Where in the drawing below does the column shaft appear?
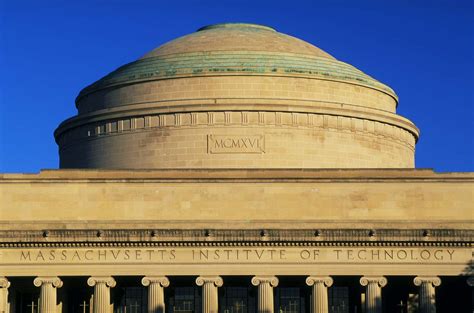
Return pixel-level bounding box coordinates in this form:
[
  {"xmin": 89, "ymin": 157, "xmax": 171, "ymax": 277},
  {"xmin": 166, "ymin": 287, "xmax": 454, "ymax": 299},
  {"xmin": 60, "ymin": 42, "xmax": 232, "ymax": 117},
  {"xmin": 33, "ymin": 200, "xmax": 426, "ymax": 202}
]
[
  {"xmin": 0, "ymin": 277, "xmax": 10, "ymax": 313},
  {"xmin": 142, "ymin": 276, "xmax": 169, "ymax": 313},
  {"xmin": 251, "ymin": 276, "xmax": 278, "ymax": 313},
  {"xmin": 414, "ymin": 277, "xmax": 441, "ymax": 313},
  {"xmin": 306, "ymin": 276, "xmax": 333, "ymax": 313},
  {"xmin": 34, "ymin": 277, "xmax": 62, "ymax": 313},
  {"xmin": 87, "ymin": 277, "xmax": 116, "ymax": 313},
  {"xmin": 95, "ymin": 283, "xmax": 109, "ymax": 313},
  {"xmin": 360, "ymin": 276, "xmax": 387, "ymax": 313},
  {"xmin": 196, "ymin": 276, "xmax": 223, "ymax": 313}
]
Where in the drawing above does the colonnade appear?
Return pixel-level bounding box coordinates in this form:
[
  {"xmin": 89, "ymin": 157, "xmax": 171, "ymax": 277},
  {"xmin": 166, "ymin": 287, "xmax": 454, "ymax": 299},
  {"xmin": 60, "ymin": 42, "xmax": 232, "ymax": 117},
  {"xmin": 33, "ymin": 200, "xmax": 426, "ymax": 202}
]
[{"xmin": 0, "ymin": 275, "xmax": 467, "ymax": 313}]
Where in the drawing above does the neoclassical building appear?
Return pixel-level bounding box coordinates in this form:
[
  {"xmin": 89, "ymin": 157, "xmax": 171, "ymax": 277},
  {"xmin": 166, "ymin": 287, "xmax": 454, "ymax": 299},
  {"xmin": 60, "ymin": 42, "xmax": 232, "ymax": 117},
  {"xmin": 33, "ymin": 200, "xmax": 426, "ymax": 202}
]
[{"xmin": 0, "ymin": 23, "xmax": 472, "ymax": 313}]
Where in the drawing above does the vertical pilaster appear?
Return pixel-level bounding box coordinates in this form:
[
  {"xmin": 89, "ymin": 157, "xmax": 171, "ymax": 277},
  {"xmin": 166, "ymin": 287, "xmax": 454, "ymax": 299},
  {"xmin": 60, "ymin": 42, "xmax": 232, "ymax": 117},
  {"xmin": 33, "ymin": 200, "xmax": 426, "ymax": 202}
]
[
  {"xmin": 87, "ymin": 276, "xmax": 116, "ymax": 313},
  {"xmin": 413, "ymin": 276, "xmax": 441, "ymax": 313},
  {"xmin": 195, "ymin": 276, "xmax": 223, "ymax": 313},
  {"xmin": 0, "ymin": 277, "xmax": 10, "ymax": 313},
  {"xmin": 306, "ymin": 276, "xmax": 333, "ymax": 313},
  {"xmin": 33, "ymin": 277, "xmax": 63, "ymax": 313},
  {"xmin": 251, "ymin": 276, "xmax": 278, "ymax": 313},
  {"xmin": 141, "ymin": 276, "xmax": 170, "ymax": 313},
  {"xmin": 360, "ymin": 276, "xmax": 387, "ymax": 313}
]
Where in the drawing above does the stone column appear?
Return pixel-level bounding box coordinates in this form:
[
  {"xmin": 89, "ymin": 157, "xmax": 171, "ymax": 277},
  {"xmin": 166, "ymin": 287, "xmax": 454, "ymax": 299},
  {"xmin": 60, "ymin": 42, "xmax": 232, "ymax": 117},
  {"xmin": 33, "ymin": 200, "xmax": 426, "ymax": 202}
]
[
  {"xmin": 0, "ymin": 277, "xmax": 10, "ymax": 313},
  {"xmin": 251, "ymin": 276, "xmax": 279, "ymax": 313},
  {"xmin": 468, "ymin": 277, "xmax": 474, "ymax": 313},
  {"xmin": 195, "ymin": 276, "xmax": 223, "ymax": 313},
  {"xmin": 33, "ymin": 277, "xmax": 63, "ymax": 313},
  {"xmin": 306, "ymin": 276, "xmax": 333, "ymax": 313},
  {"xmin": 87, "ymin": 276, "xmax": 116, "ymax": 313},
  {"xmin": 359, "ymin": 276, "xmax": 387, "ymax": 313},
  {"xmin": 141, "ymin": 276, "xmax": 170, "ymax": 313},
  {"xmin": 413, "ymin": 276, "xmax": 441, "ymax": 313}
]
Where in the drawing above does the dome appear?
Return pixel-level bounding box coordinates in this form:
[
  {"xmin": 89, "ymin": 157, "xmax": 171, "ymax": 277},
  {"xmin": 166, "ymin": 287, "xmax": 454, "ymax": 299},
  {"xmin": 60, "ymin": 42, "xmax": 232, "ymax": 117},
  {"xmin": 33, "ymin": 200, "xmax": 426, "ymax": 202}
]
[{"xmin": 55, "ymin": 23, "xmax": 419, "ymax": 169}]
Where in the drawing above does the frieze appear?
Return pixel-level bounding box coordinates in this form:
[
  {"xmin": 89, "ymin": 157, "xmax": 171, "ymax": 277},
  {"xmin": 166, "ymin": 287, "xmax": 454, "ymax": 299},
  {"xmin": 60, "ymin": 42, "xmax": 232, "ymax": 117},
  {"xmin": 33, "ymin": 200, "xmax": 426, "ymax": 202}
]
[
  {"xmin": 56, "ymin": 111, "xmax": 416, "ymax": 151},
  {"xmin": 1, "ymin": 247, "xmax": 468, "ymax": 265}
]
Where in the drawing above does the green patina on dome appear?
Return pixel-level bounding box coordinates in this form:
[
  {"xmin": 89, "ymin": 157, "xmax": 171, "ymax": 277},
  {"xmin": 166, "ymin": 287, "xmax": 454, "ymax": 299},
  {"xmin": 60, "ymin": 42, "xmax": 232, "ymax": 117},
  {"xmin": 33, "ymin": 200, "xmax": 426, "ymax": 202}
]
[{"xmin": 78, "ymin": 51, "xmax": 395, "ymax": 100}]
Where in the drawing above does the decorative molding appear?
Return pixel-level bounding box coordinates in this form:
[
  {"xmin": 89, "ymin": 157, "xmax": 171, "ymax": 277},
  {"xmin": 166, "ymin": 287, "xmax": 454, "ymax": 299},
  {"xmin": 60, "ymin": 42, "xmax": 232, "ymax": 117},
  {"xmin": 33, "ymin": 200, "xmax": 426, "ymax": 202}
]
[
  {"xmin": 251, "ymin": 275, "xmax": 279, "ymax": 287},
  {"xmin": 87, "ymin": 276, "xmax": 116, "ymax": 288},
  {"xmin": 0, "ymin": 277, "xmax": 10, "ymax": 288},
  {"xmin": 196, "ymin": 276, "xmax": 223, "ymax": 287},
  {"xmin": 360, "ymin": 276, "xmax": 387, "ymax": 287},
  {"xmin": 0, "ymin": 228, "xmax": 471, "ymax": 247},
  {"xmin": 57, "ymin": 110, "xmax": 416, "ymax": 151},
  {"xmin": 141, "ymin": 276, "xmax": 170, "ymax": 287},
  {"xmin": 413, "ymin": 276, "xmax": 441, "ymax": 287},
  {"xmin": 33, "ymin": 276, "xmax": 63, "ymax": 288},
  {"xmin": 305, "ymin": 276, "xmax": 333, "ymax": 287}
]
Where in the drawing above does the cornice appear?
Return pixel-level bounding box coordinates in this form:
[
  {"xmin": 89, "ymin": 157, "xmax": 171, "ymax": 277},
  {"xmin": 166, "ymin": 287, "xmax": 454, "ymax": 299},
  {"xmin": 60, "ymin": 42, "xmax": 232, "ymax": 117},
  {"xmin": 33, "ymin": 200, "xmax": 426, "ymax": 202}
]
[{"xmin": 2, "ymin": 168, "xmax": 473, "ymax": 182}]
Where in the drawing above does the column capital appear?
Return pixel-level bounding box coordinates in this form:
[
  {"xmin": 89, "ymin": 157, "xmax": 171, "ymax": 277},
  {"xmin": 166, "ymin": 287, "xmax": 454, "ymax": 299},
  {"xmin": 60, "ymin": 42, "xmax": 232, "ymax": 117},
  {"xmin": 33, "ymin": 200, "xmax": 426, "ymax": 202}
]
[
  {"xmin": 466, "ymin": 276, "xmax": 474, "ymax": 287},
  {"xmin": 413, "ymin": 276, "xmax": 441, "ymax": 287},
  {"xmin": 33, "ymin": 276, "xmax": 63, "ymax": 288},
  {"xmin": 142, "ymin": 276, "xmax": 170, "ymax": 287},
  {"xmin": 251, "ymin": 275, "xmax": 279, "ymax": 287},
  {"xmin": 306, "ymin": 276, "xmax": 333, "ymax": 287},
  {"xmin": 196, "ymin": 276, "xmax": 223, "ymax": 287},
  {"xmin": 87, "ymin": 276, "xmax": 116, "ymax": 288},
  {"xmin": 360, "ymin": 276, "xmax": 387, "ymax": 287},
  {"xmin": 0, "ymin": 277, "xmax": 10, "ymax": 288}
]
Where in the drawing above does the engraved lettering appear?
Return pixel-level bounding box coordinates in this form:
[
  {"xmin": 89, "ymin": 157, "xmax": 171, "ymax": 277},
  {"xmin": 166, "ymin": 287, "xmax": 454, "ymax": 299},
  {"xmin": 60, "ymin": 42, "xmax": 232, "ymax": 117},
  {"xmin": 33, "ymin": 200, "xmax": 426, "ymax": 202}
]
[
  {"xmin": 20, "ymin": 251, "xmax": 31, "ymax": 261},
  {"xmin": 72, "ymin": 251, "xmax": 81, "ymax": 261},
  {"xmin": 208, "ymin": 135, "xmax": 264, "ymax": 154},
  {"xmin": 397, "ymin": 250, "xmax": 407, "ymax": 260},
  {"xmin": 300, "ymin": 249, "xmax": 311, "ymax": 260},
  {"xmin": 135, "ymin": 250, "xmax": 142, "ymax": 260},
  {"xmin": 420, "ymin": 250, "xmax": 431, "ymax": 260},
  {"xmin": 358, "ymin": 249, "xmax": 367, "ymax": 260},
  {"xmin": 48, "ymin": 250, "xmax": 55, "ymax": 261},
  {"xmin": 384, "ymin": 250, "xmax": 393, "ymax": 260},
  {"xmin": 98, "ymin": 250, "xmax": 106, "ymax": 261},
  {"xmin": 85, "ymin": 250, "xmax": 93, "ymax": 261},
  {"xmin": 434, "ymin": 250, "xmax": 443, "ymax": 260},
  {"xmin": 255, "ymin": 250, "xmax": 264, "ymax": 259},
  {"xmin": 111, "ymin": 250, "xmax": 121, "ymax": 260}
]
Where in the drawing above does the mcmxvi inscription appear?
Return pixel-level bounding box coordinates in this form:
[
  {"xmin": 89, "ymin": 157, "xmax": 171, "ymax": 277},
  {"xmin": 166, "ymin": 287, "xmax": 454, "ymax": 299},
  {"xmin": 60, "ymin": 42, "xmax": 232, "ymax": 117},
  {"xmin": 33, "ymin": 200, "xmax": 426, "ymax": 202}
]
[{"xmin": 208, "ymin": 135, "xmax": 265, "ymax": 154}]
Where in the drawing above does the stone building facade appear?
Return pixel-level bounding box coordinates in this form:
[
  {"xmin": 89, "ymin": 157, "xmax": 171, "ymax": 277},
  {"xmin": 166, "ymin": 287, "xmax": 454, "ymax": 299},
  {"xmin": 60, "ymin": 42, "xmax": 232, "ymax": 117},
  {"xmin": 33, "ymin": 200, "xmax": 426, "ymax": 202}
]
[{"xmin": 0, "ymin": 23, "xmax": 472, "ymax": 313}]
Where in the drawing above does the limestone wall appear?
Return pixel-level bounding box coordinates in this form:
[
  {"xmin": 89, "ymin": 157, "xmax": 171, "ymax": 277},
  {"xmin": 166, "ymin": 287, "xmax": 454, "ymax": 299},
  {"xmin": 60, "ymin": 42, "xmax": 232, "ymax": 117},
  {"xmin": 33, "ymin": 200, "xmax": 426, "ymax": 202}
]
[{"xmin": 1, "ymin": 169, "xmax": 472, "ymax": 229}]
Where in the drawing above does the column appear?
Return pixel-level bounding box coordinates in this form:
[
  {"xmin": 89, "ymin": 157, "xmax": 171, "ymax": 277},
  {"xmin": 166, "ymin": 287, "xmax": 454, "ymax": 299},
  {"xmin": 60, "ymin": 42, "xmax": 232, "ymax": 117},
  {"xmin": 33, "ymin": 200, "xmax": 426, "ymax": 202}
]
[
  {"xmin": 413, "ymin": 276, "xmax": 441, "ymax": 313},
  {"xmin": 360, "ymin": 276, "xmax": 387, "ymax": 313},
  {"xmin": 141, "ymin": 276, "xmax": 169, "ymax": 313},
  {"xmin": 195, "ymin": 276, "xmax": 223, "ymax": 313},
  {"xmin": 251, "ymin": 276, "xmax": 278, "ymax": 313},
  {"xmin": 33, "ymin": 277, "xmax": 63, "ymax": 313},
  {"xmin": 87, "ymin": 276, "xmax": 116, "ymax": 313},
  {"xmin": 306, "ymin": 276, "xmax": 333, "ymax": 313},
  {"xmin": 0, "ymin": 277, "xmax": 10, "ymax": 313},
  {"xmin": 467, "ymin": 277, "xmax": 474, "ymax": 313}
]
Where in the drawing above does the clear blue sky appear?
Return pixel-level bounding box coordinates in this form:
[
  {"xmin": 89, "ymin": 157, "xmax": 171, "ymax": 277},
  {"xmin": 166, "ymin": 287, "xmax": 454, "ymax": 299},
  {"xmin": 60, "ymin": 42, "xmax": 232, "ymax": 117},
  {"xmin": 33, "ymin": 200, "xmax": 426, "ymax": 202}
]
[{"xmin": 0, "ymin": 0, "xmax": 473, "ymax": 173}]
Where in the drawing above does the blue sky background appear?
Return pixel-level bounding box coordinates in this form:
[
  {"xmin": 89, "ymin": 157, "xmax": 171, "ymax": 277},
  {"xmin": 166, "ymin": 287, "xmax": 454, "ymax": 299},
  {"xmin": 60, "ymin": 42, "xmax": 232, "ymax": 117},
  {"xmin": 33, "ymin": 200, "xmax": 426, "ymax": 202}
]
[{"xmin": 0, "ymin": 0, "xmax": 472, "ymax": 173}]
